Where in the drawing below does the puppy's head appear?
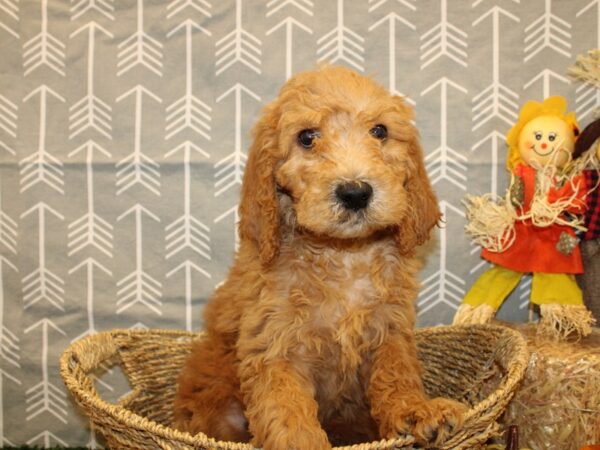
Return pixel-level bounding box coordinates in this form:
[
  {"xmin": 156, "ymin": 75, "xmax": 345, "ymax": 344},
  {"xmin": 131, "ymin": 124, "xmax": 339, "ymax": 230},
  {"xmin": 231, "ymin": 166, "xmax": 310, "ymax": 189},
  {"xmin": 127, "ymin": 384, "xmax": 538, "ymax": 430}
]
[{"xmin": 239, "ymin": 66, "xmax": 440, "ymax": 265}]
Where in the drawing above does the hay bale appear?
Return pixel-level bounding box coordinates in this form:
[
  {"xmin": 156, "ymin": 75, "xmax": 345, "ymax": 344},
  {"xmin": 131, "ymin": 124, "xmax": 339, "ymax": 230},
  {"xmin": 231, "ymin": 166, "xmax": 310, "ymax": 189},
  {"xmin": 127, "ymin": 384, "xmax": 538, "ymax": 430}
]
[{"xmin": 500, "ymin": 323, "xmax": 600, "ymax": 450}]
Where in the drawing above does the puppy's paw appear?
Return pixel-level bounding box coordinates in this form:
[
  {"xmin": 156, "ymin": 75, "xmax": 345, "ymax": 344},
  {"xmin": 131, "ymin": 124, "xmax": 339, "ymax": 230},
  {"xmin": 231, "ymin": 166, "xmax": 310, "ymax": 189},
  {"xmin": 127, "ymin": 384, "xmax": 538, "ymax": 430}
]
[
  {"xmin": 383, "ymin": 397, "xmax": 467, "ymax": 447},
  {"xmin": 260, "ymin": 427, "xmax": 332, "ymax": 450}
]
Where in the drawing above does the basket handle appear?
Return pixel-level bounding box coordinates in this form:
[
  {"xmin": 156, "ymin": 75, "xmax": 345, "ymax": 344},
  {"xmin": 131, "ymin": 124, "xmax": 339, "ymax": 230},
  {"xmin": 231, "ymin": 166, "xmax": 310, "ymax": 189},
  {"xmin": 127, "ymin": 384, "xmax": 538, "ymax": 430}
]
[{"xmin": 60, "ymin": 332, "xmax": 119, "ymax": 375}]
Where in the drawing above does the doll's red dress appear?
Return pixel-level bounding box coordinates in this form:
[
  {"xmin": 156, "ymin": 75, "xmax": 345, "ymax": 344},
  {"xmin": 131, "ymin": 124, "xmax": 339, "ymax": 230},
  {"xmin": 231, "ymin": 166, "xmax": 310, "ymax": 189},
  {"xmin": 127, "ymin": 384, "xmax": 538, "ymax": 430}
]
[{"xmin": 481, "ymin": 163, "xmax": 586, "ymax": 274}]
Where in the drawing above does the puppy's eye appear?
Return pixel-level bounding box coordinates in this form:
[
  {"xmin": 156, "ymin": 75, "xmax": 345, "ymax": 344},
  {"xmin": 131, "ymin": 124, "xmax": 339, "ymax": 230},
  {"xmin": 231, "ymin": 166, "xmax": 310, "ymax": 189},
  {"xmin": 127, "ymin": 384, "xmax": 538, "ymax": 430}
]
[
  {"xmin": 370, "ymin": 124, "xmax": 388, "ymax": 140},
  {"xmin": 298, "ymin": 129, "xmax": 320, "ymax": 149}
]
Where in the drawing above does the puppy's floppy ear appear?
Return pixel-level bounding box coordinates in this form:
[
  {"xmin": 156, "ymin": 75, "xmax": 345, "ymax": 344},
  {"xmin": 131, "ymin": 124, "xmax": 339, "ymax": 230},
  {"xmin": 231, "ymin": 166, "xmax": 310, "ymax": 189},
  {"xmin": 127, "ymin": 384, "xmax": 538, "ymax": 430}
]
[
  {"xmin": 238, "ymin": 103, "xmax": 281, "ymax": 266},
  {"xmin": 394, "ymin": 102, "xmax": 441, "ymax": 254}
]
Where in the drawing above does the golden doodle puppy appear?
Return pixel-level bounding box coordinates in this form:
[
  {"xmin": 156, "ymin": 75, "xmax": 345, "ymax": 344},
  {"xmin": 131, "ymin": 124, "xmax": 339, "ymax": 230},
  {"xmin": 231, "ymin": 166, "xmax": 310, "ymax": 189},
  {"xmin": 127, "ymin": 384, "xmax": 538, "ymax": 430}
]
[{"xmin": 174, "ymin": 65, "xmax": 467, "ymax": 449}]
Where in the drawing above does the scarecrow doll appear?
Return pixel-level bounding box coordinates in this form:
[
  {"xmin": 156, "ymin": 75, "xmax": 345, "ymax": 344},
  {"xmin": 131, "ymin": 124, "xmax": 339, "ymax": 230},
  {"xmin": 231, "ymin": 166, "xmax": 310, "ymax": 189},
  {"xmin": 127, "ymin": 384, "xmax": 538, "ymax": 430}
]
[{"xmin": 454, "ymin": 96, "xmax": 595, "ymax": 338}]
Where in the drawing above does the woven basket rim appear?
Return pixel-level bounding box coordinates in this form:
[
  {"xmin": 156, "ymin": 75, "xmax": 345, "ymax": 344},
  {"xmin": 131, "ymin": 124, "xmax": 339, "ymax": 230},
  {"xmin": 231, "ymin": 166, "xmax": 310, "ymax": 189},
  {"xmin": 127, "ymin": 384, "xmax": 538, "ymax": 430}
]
[
  {"xmin": 417, "ymin": 324, "xmax": 530, "ymax": 425},
  {"xmin": 60, "ymin": 324, "xmax": 529, "ymax": 450},
  {"xmin": 61, "ymin": 330, "xmax": 218, "ymax": 448}
]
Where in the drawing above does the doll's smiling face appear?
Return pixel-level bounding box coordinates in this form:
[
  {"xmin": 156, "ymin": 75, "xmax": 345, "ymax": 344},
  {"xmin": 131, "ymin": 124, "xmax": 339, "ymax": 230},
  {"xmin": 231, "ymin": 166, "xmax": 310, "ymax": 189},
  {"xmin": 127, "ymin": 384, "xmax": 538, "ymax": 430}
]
[{"xmin": 518, "ymin": 115, "xmax": 576, "ymax": 168}]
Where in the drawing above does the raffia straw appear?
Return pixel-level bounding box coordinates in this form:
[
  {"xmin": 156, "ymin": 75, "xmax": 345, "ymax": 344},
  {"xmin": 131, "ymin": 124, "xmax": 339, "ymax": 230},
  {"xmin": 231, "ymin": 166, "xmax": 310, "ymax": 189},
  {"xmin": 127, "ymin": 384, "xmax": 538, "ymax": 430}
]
[
  {"xmin": 463, "ymin": 151, "xmax": 587, "ymax": 252},
  {"xmin": 569, "ymin": 49, "xmax": 600, "ymax": 118},
  {"xmin": 464, "ymin": 139, "xmax": 594, "ymax": 253},
  {"xmin": 453, "ymin": 304, "xmax": 497, "ymax": 326},
  {"xmin": 569, "ymin": 143, "xmax": 600, "ymax": 175},
  {"xmin": 463, "ymin": 192, "xmax": 517, "ymax": 253},
  {"xmin": 538, "ymin": 304, "xmax": 596, "ymax": 340},
  {"xmin": 568, "ymin": 147, "xmax": 600, "ymax": 202},
  {"xmin": 569, "ymin": 49, "xmax": 600, "ymax": 88},
  {"xmin": 526, "ymin": 175, "xmax": 585, "ymax": 231},
  {"xmin": 519, "ymin": 143, "xmax": 586, "ymax": 232}
]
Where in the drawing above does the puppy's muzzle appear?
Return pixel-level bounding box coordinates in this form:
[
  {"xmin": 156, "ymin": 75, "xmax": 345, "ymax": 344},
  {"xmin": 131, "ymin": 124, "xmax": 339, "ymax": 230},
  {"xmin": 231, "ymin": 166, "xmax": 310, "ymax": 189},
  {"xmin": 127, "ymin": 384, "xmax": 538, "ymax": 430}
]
[{"xmin": 335, "ymin": 181, "xmax": 373, "ymax": 211}]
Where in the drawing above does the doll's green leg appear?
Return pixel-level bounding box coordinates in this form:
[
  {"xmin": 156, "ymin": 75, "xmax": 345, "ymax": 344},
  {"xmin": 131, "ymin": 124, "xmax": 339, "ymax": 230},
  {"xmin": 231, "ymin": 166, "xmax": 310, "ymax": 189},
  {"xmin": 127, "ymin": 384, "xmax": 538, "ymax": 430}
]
[
  {"xmin": 463, "ymin": 265, "xmax": 523, "ymax": 309},
  {"xmin": 453, "ymin": 266, "xmax": 522, "ymax": 325},
  {"xmin": 531, "ymin": 273, "xmax": 594, "ymax": 338},
  {"xmin": 530, "ymin": 273, "xmax": 583, "ymax": 306}
]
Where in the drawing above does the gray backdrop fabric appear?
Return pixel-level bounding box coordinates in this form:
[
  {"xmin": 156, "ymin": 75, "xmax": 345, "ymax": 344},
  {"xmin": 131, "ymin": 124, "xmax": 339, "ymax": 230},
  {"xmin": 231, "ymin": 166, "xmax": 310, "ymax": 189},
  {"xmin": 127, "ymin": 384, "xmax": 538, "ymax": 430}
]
[{"xmin": 0, "ymin": 0, "xmax": 599, "ymax": 446}]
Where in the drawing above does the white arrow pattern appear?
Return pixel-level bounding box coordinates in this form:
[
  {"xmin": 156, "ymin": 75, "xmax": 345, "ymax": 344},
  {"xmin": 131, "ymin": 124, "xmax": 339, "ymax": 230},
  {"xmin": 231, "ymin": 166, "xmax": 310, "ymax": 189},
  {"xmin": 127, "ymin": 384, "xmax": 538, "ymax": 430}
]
[
  {"xmin": 167, "ymin": 260, "xmax": 210, "ymax": 332},
  {"xmin": 471, "ymin": 130, "xmax": 505, "ymax": 199},
  {"xmin": 71, "ymin": 0, "xmax": 115, "ymax": 21},
  {"xmin": 266, "ymin": 0, "xmax": 314, "ymax": 80},
  {"xmin": 421, "ymin": 78, "xmax": 468, "ymax": 190},
  {"xmin": 26, "ymin": 430, "xmax": 68, "ymax": 448},
  {"xmin": 420, "ymin": 0, "xmax": 467, "ymax": 69},
  {"xmin": 267, "ymin": 0, "xmax": 313, "ymax": 17},
  {"xmin": 0, "ymin": 256, "xmax": 19, "ymax": 369},
  {"xmin": 514, "ymin": 275, "xmax": 530, "ymax": 311},
  {"xmin": 166, "ymin": 20, "xmax": 212, "ymax": 140},
  {"xmin": 369, "ymin": 0, "xmax": 415, "ymax": 13},
  {"xmin": 117, "ymin": 0, "xmax": 163, "ymax": 77},
  {"xmin": 469, "ymin": 239, "xmax": 489, "ymax": 276},
  {"xmin": 2, "ymin": 0, "xmax": 600, "ymax": 445},
  {"xmin": 0, "ymin": 94, "xmax": 17, "ymax": 157},
  {"xmin": 0, "ymin": 184, "xmax": 19, "ymax": 445},
  {"xmin": 165, "ymin": 142, "xmax": 211, "ymax": 261},
  {"xmin": 317, "ymin": 0, "xmax": 364, "ymax": 71},
  {"xmin": 69, "ymin": 22, "xmax": 114, "ymax": 140},
  {"xmin": 116, "ymin": 85, "xmax": 162, "ymax": 196},
  {"xmin": 117, "ymin": 204, "xmax": 162, "ymax": 315},
  {"xmin": 473, "ymin": 0, "xmax": 519, "ymax": 7},
  {"xmin": 575, "ymin": 0, "xmax": 600, "ymax": 119},
  {"xmin": 267, "ymin": 17, "xmax": 313, "ymax": 80},
  {"xmin": 417, "ymin": 201, "xmax": 466, "ymax": 315},
  {"xmin": 24, "ymin": 319, "xmax": 68, "ymax": 424},
  {"xmin": 20, "ymin": 203, "xmax": 65, "ymax": 311},
  {"xmin": 0, "ymin": 95, "xmax": 17, "ymax": 140},
  {"xmin": 578, "ymin": 0, "xmax": 600, "ymax": 52},
  {"xmin": 215, "ymin": 84, "xmax": 260, "ymax": 196},
  {"xmin": 0, "ymin": 0, "xmax": 18, "ymax": 39},
  {"xmin": 20, "ymin": 86, "xmax": 66, "ymax": 194},
  {"xmin": 215, "ymin": 0, "xmax": 261, "ymax": 76},
  {"xmin": 524, "ymin": 68, "xmax": 571, "ymax": 99},
  {"xmin": 214, "ymin": 205, "xmax": 240, "ymax": 252},
  {"xmin": 0, "ymin": 182, "xmax": 17, "ymax": 255},
  {"xmin": 0, "ymin": 255, "xmax": 19, "ymax": 382},
  {"xmin": 23, "ymin": 0, "xmax": 66, "ymax": 76},
  {"xmin": 472, "ymin": 6, "xmax": 520, "ymax": 132},
  {"xmin": 68, "ymin": 141, "xmax": 113, "ymax": 257},
  {"xmin": 369, "ymin": 11, "xmax": 415, "ymax": 101},
  {"xmin": 0, "ymin": 365, "xmax": 20, "ymax": 446},
  {"xmin": 524, "ymin": 0, "xmax": 571, "ymax": 62},
  {"xmin": 168, "ymin": 0, "xmax": 212, "ymax": 19},
  {"xmin": 575, "ymin": 82, "xmax": 600, "ymax": 121},
  {"xmin": 69, "ymin": 258, "xmax": 112, "ymax": 341}
]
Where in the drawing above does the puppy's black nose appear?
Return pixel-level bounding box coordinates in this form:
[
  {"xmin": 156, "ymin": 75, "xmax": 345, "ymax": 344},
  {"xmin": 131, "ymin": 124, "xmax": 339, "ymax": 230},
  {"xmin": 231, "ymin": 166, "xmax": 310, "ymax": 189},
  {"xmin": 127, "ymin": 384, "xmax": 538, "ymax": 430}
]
[{"xmin": 335, "ymin": 181, "xmax": 373, "ymax": 211}]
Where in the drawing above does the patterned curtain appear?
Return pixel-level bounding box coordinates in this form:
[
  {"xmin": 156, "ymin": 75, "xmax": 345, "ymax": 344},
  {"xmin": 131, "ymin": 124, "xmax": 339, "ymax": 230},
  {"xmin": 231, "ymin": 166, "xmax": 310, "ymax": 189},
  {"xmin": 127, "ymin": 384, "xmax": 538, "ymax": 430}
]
[{"xmin": 0, "ymin": 0, "xmax": 598, "ymax": 446}]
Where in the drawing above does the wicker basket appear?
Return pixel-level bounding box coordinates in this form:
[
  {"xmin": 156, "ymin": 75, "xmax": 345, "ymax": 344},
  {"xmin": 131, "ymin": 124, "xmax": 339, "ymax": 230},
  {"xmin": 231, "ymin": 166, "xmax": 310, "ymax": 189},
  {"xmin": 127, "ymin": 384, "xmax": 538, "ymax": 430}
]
[{"xmin": 60, "ymin": 325, "xmax": 529, "ymax": 450}]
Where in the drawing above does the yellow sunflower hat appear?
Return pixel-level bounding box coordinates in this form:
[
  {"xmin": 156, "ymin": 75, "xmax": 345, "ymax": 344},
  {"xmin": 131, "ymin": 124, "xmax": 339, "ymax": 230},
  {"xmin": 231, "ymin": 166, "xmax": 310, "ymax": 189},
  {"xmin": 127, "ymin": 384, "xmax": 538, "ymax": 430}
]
[{"xmin": 505, "ymin": 96, "xmax": 579, "ymax": 172}]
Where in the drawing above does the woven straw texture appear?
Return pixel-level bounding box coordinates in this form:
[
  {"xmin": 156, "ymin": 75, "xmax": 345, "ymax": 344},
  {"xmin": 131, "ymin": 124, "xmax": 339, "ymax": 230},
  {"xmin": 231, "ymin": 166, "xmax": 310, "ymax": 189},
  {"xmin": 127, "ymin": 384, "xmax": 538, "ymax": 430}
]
[{"xmin": 60, "ymin": 325, "xmax": 529, "ymax": 450}]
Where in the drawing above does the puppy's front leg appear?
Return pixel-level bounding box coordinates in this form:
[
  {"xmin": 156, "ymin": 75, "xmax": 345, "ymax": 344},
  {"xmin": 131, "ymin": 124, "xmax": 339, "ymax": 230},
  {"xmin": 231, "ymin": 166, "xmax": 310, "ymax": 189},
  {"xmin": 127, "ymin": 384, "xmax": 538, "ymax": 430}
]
[
  {"xmin": 368, "ymin": 333, "xmax": 467, "ymax": 446},
  {"xmin": 240, "ymin": 359, "xmax": 331, "ymax": 450}
]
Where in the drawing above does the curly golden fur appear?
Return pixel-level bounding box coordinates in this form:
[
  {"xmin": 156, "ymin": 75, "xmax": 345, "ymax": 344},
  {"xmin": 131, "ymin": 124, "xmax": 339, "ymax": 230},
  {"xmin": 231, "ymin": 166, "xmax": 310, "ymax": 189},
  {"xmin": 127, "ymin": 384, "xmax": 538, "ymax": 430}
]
[{"xmin": 173, "ymin": 66, "xmax": 467, "ymax": 449}]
